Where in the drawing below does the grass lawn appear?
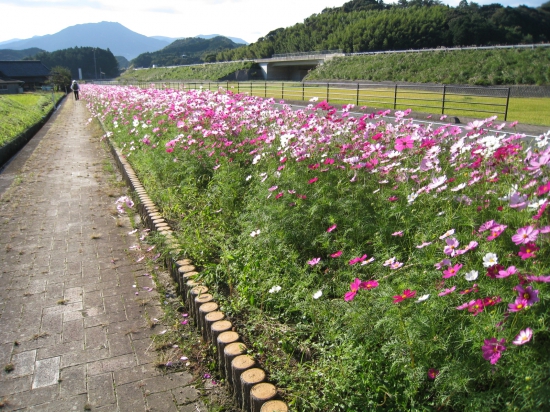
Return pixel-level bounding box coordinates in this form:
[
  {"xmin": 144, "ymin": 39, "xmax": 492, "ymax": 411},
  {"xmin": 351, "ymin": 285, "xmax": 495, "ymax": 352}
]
[
  {"xmin": 166, "ymin": 81, "xmax": 550, "ymax": 127},
  {"xmin": 0, "ymin": 92, "xmax": 63, "ymax": 147}
]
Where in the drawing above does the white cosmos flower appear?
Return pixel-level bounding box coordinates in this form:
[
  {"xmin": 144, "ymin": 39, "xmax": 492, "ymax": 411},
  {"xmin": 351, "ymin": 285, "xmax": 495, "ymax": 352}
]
[
  {"xmin": 464, "ymin": 270, "xmax": 479, "ymax": 281},
  {"xmin": 250, "ymin": 229, "xmax": 261, "ymax": 237},
  {"xmin": 416, "ymin": 294, "xmax": 430, "ymax": 303},
  {"xmin": 269, "ymin": 285, "xmax": 281, "ymax": 294},
  {"xmin": 483, "ymin": 253, "xmax": 498, "ymax": 267},
  {"xmin": 313, "ymin": 290, "xmax": 323, "ymax": 299}
]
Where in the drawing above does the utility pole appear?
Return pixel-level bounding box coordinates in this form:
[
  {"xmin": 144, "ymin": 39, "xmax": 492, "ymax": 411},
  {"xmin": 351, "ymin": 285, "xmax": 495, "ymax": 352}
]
[{"xmin": 93, "ymin": 48, "xmax": 98, "ymax": 80}]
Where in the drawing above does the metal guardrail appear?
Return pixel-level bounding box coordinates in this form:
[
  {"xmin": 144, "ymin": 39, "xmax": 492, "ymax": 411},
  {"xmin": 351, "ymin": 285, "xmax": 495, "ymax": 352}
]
[
  {"xmin": 272, "ymin": 50, "xmax": 343, "ymax": 58},
  {"xmin": 348, "ymin": 43, "xmax": 550, "ymax": 56},
  {"xmin": 91, "ymin": 80, "xmax": 511, "ymax": 120}
]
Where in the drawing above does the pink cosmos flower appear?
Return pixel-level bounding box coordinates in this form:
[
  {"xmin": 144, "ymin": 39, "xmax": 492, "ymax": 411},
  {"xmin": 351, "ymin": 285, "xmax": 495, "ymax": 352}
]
[
  {"xmin": 532, "ymin": 201, "xmax": 548, "ymax": 220},
  {"xmin": 509, "ymin": 192, "xmax": 528, "ymax": 210},
  {"xmin": 308, "ymin": 177, "xmax": 318, "ymax": 184},
  {"xmin": 515, "ymin": 285, "xmax": 539, "ymax": 306},
  {"xmin": 486, "ymin": 225, "xmax": 507, "ymax": 241},
  {"xmin": 395, "ymin": 135, "xmax": 413, "ymax": 152},
  {"xmin": 275, "ymin": 192, "xmax": 284, "ymax": 199},
  {"xmin": 326, "ymin": 224, "xmax": 337, "ymax": 233},
  {"xmin": 392, "ymin": 231, "xmax": 404, "ymax": 237},
  {"xmin": 438, "ymin": 286, "xmax": 456, "ymax": 296},
  {"xmin": 439, "ymin": 229, "xmax": 455, "ymax": 239},
  {"xmin": 390, "ymin": 261, "xmax": 403, "ymax": 269},
  {"xmin": 512, "ymin": 328, "xmax": 533, "ymax": 345},
  {"xmin": 478, "ymin": 220, "xmax": 496, "ymax": 232},
  {"xmin": 464, "ymin": 240, "xmax": 479, "ymax": 251},
  {"xmin": 434, "ymin": 259, "xmax": 452, "ymax": 270},
  {"xmin": 363, "ymin": 280, "xmax": 379, "ymax": 290},
  {"xmin": 388, "ymin": 196, "xmax": 398, "ymax": 202},
  {"xmin": 459, "ymin": 284, "xmax": 478, "ymax": 295},
  {"xmin": 524, "ymin": 275, "xmax": 550, "ymax": 283},
  {"xmin": 330, "ymin": 250, "xmax": 342, "ymax": 258},
  {"xmin": 416, "ymin": 241, "xmax": 432, "ymax": 249},
  {"xmin": 508, "ymin": 297, "xmax": 528, "ymax": 312},
  {"xmin": 427, "ymin": 368, "xmax": 439, "ymax": 380},
  {"xmin": 496, "ymin": 266, "xmax": 516, "ymax": 278},
  {"xmin": 482, "ymin": 338, "xmax": 506, "ymax": 364},
  {"xmin": 512, "ymin": 226, "xmax": 539, "ymax": 245},
  {"xmin": 393, "ymin": 289, "xmax": 416, "ymax": 304},
  {"xmin": 443, "ymin": 238, "xmax": 459, "ymax": 256},
  {"xmin": 443, "ymin": 263, "xmax": 463, "ymax": 279},
  {"xmin": 307, "ymin": 257, "xmax": 321, "ymax": 266},
  {"xmin": 268, "ymin": 185, "xmax": 278, "ymax": 191},
  {"xmin": 349, "ymin": 254, "xmax": 367, "ymax": 265}
]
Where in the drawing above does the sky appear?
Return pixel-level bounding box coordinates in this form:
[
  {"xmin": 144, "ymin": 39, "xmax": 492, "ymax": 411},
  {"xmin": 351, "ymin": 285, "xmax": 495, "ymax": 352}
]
[{"xmin": 0, "ymin": 0, "xmax": 547, "ymax": 45}]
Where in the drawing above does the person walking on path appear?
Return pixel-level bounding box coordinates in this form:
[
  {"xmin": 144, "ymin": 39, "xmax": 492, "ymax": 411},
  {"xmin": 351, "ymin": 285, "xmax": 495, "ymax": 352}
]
[
  {"xmin": 70, "ymin": 80, "xmax": 80, "ymax": 100},
  {"xmin": 0, "ymin": 97, "xmax": 206, "ymax": 411}
]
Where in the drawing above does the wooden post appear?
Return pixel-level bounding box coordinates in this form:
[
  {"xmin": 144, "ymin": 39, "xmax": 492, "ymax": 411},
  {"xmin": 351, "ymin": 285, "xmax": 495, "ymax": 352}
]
[
  {"xmin": 216, "ymin": 331, "xmax": 239, "ymax": 375},
  {"xmin": 188, "ymin": 286, "xmax": 208, "ymax": 319},
  {"xmin": 224, "ymin": 342, "xmax": 247, "ymax": 388},
  {"xmin": 260, "ymin": 400, "xmax": 288, "ymax": 412},
  {"xmin": 212, "ymin": 320, "xmax": 234, "ymax": 373},
  {"xmin": 179, "ymin": 270, "xmax": 198, "ymax": 297},
  {"xmin": 241, "ymin": 368, "xmax": 266, "ymax": 412},
  {"xmin": 251, "ymin": 383, "xmax": 277, "ymax": 412},
  {"xmin": 198, "ymin": 301, "xmax": 218, "ymax": 340},
  {"xmin": 232, "ymin": 355, "xmax": 256, "ymax": 407},
  {"xmin": 205, "ymin": 311, "xmax": 225, "ymax": 342},
  {"xmin": 194, "ymin": 294, "xmax": 213, "ymax": 325}
]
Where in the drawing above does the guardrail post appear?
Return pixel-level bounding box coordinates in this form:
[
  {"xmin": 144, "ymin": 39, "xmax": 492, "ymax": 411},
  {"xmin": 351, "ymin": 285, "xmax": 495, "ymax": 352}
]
[
  {"xmin": 227, "ymin": 81, "xmax": 229, "ymax": 91},
  {"xmin": 504, "ymin": 87, "xmax": 510, "ymax": 121},
  {"xmin": 393, "ymin": 84, "xmax": 397, "ymax": 110},
  {"xmin": 265, "ymin": 82, "xmax": 267, "ymax": 98},
  {"xmin": 442, "ymin": 85, "xmax": 447, "ymax": 115},
  {"xmin": 302, "ymin": 83, "xmax": 305, "ymax": 101},
  {"xmin": 356, "ymin": 83, "xmax": 359, "ymax": 106},
  {"xmin": 327, "ymin": 83, "xmax": 330, "ymax": 102},
  {"xmin": 250, "ymin": 82, "xmax": 252, "ymax": 96},
  {"xmin": 282, "ymin": 82, "xmax": 284, "ymax": 100}
]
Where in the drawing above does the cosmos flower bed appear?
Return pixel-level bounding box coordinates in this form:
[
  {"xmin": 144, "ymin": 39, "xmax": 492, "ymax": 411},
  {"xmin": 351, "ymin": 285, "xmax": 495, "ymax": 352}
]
[{"xmin": 83, "ymin": 84, "xmax": 550, "ymax": 411}]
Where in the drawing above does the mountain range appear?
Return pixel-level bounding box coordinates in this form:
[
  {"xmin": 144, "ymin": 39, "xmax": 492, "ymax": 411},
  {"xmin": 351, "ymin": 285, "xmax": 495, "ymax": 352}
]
[{"xmin": 0, "ymin": 22, "xmax": 247, "ymax": 60}]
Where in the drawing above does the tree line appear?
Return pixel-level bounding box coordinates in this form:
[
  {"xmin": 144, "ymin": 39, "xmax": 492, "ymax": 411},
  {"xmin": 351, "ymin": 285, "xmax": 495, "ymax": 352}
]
[{"xmin": 215, "ymin": 0, "xmax": 550, "ymax": 61}]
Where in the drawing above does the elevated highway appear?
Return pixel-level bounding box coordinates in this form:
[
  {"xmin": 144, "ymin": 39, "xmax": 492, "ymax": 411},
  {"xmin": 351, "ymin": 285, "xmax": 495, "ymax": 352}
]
[{"xmin": 254, "ymin": 51, "xmax": 344, "ymax": 81}]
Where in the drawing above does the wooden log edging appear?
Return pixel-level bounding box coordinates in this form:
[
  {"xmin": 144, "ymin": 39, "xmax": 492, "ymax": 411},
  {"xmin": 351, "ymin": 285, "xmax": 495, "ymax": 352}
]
[{"xmin": 98, "ymin": 119, "xmax": 288, "ymax": 412}]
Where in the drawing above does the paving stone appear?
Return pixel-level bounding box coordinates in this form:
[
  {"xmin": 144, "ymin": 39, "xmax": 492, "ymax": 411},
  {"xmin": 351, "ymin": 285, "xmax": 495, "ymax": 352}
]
[
  {"xmin": 172, "ymin": 386, "xmax": 200, "ymax": 405},
  {"xmin": 32, "ymin": 356, "xmax": 60, "ymax": 388},
  {"xmin": 8, "ymin": 349, "xmax": 36, "ymax": 378},
  {"xmin": 62, "ymin": 319, "xmax": 84, "ymax": 343},
  {"xmin": 59, "ymin": 364, "xmax": 86, "ymax": 397},
  {"xmin": 115, "ymin": 382, "xmax": 147, "ymax": 412},
  {"xmin": 146, "ymin": 391, "xmax": 178, "ymax": 411},
  {"xmin": 88, "ymin": 372, "xmax": 116, "ymax": 406}
]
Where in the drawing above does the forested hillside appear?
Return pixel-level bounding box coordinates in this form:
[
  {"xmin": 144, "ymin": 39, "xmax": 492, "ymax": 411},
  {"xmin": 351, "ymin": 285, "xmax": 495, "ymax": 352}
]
[
  {"xmin": 306, "ymin": 47, "xmax": 550, "ymax": 85},
  {"xmin": 0, "ymin": 48, "xmax": 44, "ymax": 60},
  {"xmin": 25, "ymin": 47, "xmax": 119, "ymax": 79},
  {"xmin": 216, "ymin": 0, "xmax": 550, "ymax": 60},
  {"xmin": 131, "ymin": 36, "xmax": 243, "ymax": 68}
]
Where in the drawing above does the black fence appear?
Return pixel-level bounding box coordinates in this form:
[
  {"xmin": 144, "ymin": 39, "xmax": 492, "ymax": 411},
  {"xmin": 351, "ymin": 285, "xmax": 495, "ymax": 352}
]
[{"xmin": 91, "ymin": 80, "xmax": 511, "ymax": 120}]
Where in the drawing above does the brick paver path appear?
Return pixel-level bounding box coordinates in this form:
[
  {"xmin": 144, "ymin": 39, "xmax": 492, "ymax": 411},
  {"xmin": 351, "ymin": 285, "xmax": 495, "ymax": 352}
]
[{"xmin": 0, "ymin": 98, "xmax": 203, "ymax": 411}]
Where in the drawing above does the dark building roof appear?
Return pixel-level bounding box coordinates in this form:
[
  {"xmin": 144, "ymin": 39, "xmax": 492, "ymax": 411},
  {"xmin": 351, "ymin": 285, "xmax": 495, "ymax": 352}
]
[
  {"xmin": 0, "ymin": 75, "xmax": 24, "ymax": 84},
  {"xmin": 0, "ymin": 61, "xmax": 51, "ymax": 78}
]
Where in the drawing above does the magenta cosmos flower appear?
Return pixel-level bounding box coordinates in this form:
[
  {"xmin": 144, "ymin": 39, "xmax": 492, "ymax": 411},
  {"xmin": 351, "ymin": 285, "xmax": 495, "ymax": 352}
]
[
  {"xmin": 508, "ymin": 298, "xmax": 529, "ymax": 312},
  {"xmin": 330, "ymin": 250, "xmax": 342, "ymax": 258},
  {"xmin": 482, "ymin": 338, "xmax": 506, "ymax": 364},
  {"xmin": 511, "ymin": 226, "xmax": 539, "ymax": 245},
  {"xmin": 427, "ymin": 368, "xmax": 440, "ymax": 380},
  {"xmin": 518, "ymin": 243, "xmax": 539, "ymax": 260},
  {"xmin": 512, "ymin": 328, "xmax": 533, "ymax": 345},
  {"xmin": 393, "ymin": 289, "xmax": 416, "ymax": 304},
  {"xmin": 515, "ymin": 285, "xmax": 539, "ymax": 306},
  {"xmin": 443, "ymin": 263, "xmax": 463, "ymax": 279},
  {"xmin": 326, "ymin": 224, "xmax": 337, "ymax": 233},
  {"xmin": 344, "ymin": 278, "xmax": 378, "ymax": 301}
]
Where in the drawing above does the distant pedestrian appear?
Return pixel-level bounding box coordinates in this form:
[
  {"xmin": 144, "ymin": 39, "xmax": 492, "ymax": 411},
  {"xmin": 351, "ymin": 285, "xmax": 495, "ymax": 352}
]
[{"xmin": 71, "ymin": 80, "xmax": 80, "ymax": 100}]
